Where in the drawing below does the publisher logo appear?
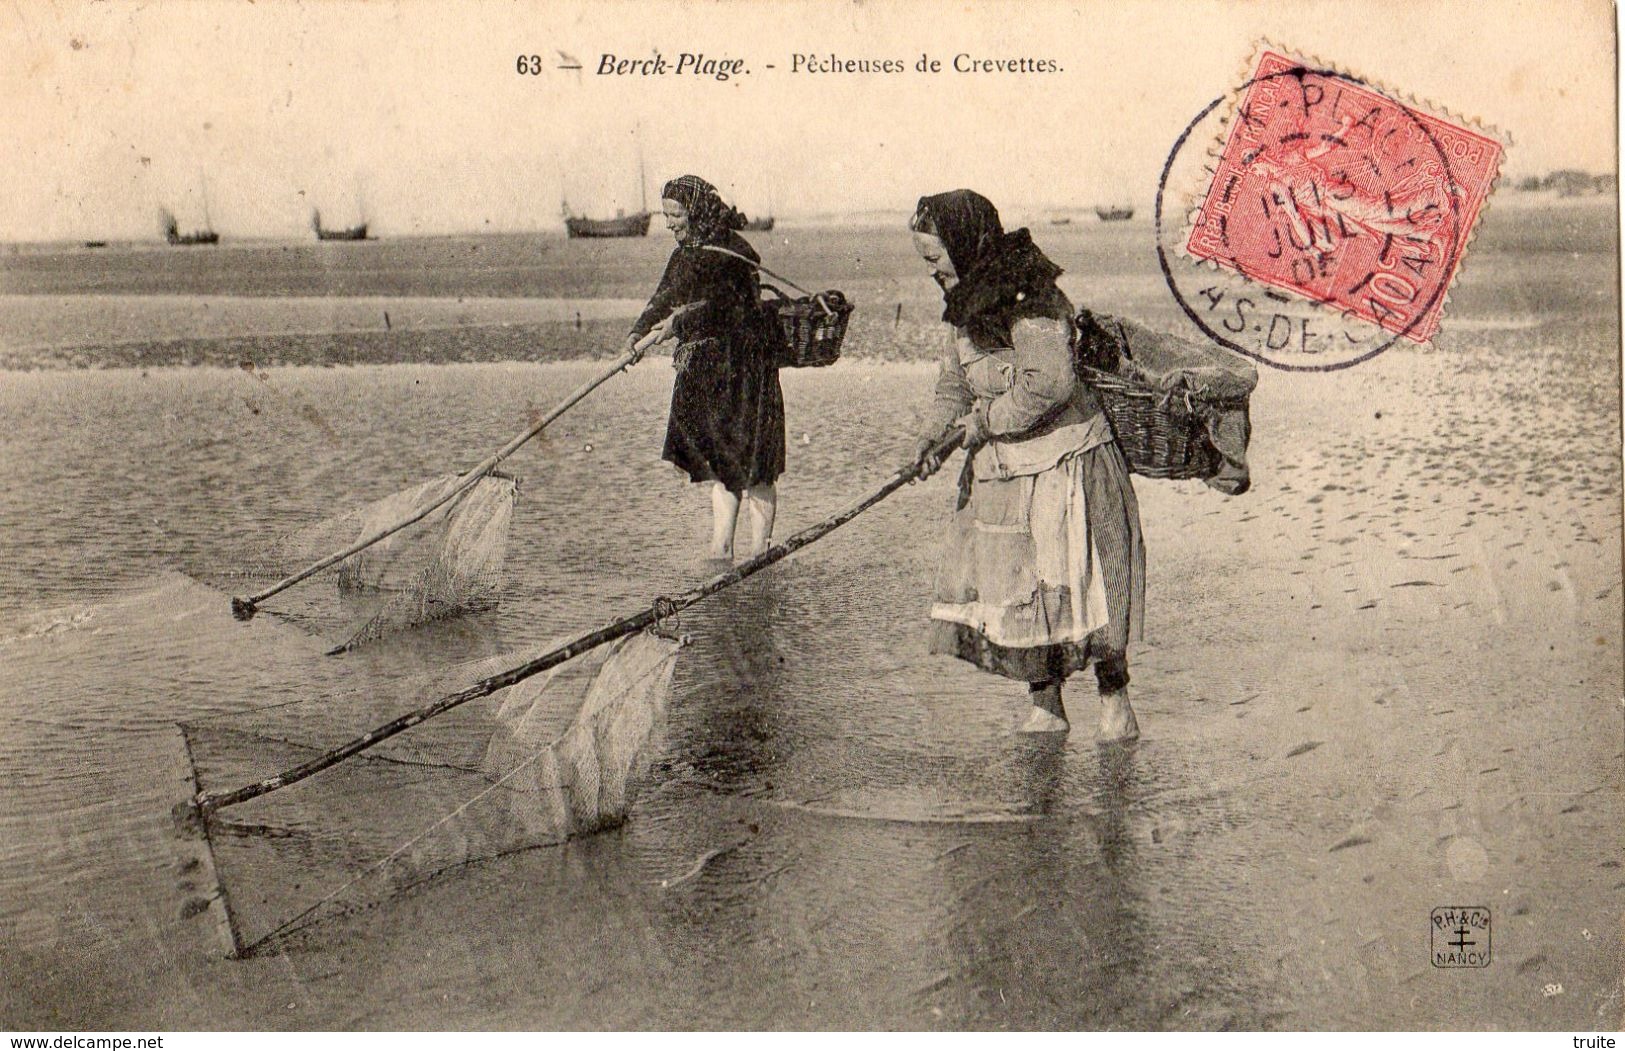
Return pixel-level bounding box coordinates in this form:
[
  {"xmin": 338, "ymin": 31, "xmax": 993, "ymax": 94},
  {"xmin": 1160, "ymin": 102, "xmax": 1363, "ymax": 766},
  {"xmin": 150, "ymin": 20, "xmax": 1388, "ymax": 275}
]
[{"xmin": 1431, "ymin": 906, "xmax": 1491, "ymax": 968}]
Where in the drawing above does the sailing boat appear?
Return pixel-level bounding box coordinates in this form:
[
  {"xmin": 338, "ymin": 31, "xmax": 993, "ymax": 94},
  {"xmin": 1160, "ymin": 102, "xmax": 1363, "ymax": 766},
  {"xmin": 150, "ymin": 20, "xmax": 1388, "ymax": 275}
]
[
  {"xmin": 312, "ymin": 179, "xmax": 374, "ymax": 240},
  {"xmin": 162, "ymin": 172, "xmax": 219, "ymax": 245},
  {"xmin": 313, "ymin": 210, "xmax": 370, "ymax": 240},
  {"xmin": 741, "ymin": 186, "xmax": 775, "ymax": 231},
  {"xmin": 564, "ymin": 132, "xmax": 651, "ymax": 238},
  {"xmin": 563, "ymin": 205, "xmax": 650, "ymax": 239}
]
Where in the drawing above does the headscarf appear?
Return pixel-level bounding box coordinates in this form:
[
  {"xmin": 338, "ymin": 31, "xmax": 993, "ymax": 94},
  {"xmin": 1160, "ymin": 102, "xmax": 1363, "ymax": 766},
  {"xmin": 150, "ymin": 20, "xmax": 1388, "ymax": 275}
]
[
  {"xmin": 910, "ymin": 189, "xmax": 1004, "ymax": 278},
  {"xmin": 662, "ymin": 174, "xmax": 748, "ymax": 246},
  {"xmin": 910, "ymin": 189, "xmax": 1064, "ymax": 328}
]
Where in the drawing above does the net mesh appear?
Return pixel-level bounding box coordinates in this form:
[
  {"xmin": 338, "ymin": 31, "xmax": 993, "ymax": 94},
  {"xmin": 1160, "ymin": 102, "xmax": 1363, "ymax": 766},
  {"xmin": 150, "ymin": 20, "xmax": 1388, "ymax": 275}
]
[
  {"xmin": 216, "ymin": 473, "xmax": 517, "ymax": 651},
  {"xmin": 179, "ymin": 629, "xmax": 683, "ymax": 956}
]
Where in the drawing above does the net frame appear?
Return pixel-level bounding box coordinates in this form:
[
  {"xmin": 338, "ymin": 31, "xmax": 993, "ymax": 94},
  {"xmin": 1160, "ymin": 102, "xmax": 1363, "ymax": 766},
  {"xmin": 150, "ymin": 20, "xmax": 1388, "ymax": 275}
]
[
  {"xmin": 172, "ymin": 429, "xmax": 963, "ymax": 958},
  {"xmin": 177, "ymin": 630, "xmax": 684, "ymax": 957},
  {"xmin": 224, "ymin": 347, "xmax": 649, "ymax": 646},
  {"xmin": 213, "ymin": 472, "xmax": 518, "ymax": 654}
]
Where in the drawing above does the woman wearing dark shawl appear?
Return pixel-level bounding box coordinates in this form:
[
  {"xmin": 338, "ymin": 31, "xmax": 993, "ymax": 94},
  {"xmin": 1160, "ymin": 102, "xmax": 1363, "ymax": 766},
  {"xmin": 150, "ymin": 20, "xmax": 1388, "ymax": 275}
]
[
  {"xmin": 909, "ymin": 190, "xmax": 1146, "ymax": 739},
  {"xmin": 626, "ymin": 175, "xmax": 787, "ymax": 560}
]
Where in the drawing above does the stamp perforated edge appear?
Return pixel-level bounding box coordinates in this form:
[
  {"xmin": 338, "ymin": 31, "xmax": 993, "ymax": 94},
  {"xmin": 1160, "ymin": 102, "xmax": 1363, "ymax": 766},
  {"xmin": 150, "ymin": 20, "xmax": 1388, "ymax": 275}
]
[{"xmin": 1170, "ymin": 39, "xmax": 1512, "ymax": 347}]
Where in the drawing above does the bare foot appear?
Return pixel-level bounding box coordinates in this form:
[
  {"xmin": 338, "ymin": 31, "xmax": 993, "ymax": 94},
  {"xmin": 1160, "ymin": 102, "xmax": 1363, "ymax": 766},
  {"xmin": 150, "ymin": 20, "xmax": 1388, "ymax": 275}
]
[
  {"xmin": 1019, "ymin": 706, "xmax": 1070, "ymax": 734},
  {"xmin": 1097, "ymin": 689, "xmax": 1140, "ymax": 743},
  {"xmin": 1020, "ymin": 681, "xmax": 1068, "ymax": 734}
]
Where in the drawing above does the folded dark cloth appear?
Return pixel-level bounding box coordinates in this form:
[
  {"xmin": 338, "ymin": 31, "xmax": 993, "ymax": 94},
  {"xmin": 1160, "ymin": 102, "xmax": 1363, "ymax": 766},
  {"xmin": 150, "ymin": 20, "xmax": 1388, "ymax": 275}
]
[
  {"xmin": 1075, "ymin": 306, "xmax": 1258, "ymax": 494},
  {"xmin": 1203, "ymin": 406, "xmax": 1252, "ymax": 495}
]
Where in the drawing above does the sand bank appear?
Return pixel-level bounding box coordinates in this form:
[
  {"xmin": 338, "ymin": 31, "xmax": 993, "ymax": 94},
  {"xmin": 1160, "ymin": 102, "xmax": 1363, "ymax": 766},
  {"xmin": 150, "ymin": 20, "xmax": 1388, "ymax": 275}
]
[{"xmin": 0, "ymin": 294, "xmax": 646, "ymax": 354}]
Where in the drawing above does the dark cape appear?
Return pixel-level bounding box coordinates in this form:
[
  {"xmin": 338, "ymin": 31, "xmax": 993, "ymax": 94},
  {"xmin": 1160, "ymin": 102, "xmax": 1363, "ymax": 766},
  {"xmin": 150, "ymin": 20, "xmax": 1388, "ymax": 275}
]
[{"xmin": 630, "ymin": 231, "xmax": 786, "ymax": 490}]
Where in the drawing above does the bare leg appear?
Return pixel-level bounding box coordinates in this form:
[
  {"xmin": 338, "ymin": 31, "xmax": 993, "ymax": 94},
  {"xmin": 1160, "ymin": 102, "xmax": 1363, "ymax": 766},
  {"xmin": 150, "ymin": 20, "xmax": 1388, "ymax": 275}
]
[
  {"xmin": 1019, "ymin": 678, "xmax": 1070, "ymax": 734},
  {"xmin": 741, "ymin": 483, "xmax": 777, "ymax": 558},
  {"xmin": 709, "ymin": 483, "xmax": 740, "ymax": 560}
]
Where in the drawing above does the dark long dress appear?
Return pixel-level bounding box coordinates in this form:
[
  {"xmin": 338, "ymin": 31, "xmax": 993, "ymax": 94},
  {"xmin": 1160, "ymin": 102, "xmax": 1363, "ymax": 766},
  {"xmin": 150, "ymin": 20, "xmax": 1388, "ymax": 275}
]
[{"xmin": 629, "ymin": 232, "xmax": 787, "ymax": 490}]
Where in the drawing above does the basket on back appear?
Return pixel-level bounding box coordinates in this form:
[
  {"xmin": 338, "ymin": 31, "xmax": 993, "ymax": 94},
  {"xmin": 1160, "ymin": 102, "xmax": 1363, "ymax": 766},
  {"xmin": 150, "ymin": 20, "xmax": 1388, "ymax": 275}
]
[
  {"xmin": 1072, "ymin": 306, "xmax": 1257, "ymax": 494},
  {"xmin": 700, "ymin": 243, "xmax": 854, "ymax": 368},
  {"xmin": 761, "ymin": 284, "xmax": 853, "ymax": 368}
]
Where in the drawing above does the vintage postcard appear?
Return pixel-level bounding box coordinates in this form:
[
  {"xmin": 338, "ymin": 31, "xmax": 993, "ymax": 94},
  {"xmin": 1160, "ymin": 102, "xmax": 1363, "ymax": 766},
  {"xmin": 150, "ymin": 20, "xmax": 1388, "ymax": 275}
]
[{"xmin": 0, "ymin": 0, "xmax": 1618, "ymax": 1035}]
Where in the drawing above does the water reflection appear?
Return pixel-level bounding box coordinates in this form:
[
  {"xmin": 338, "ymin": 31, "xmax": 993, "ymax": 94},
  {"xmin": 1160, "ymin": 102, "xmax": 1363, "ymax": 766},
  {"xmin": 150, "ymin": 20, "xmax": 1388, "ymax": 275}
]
[
  {"xmin": 664, "ymin": 571, "xmax": 790, "ymax": 789},
  {"xmin": 626, "ymin": 608, "xmax": 1164, "ymax": 1028},
  {"xmin": 0, "ymin": 365, "xmax": 1285, "ymax": 1027}
]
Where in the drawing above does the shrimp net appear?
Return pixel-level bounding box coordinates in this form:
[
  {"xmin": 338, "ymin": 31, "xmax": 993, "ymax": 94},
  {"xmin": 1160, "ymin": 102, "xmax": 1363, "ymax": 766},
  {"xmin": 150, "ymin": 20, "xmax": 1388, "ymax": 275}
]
[
  {"xmin": 176, "ymin": 629, "xmax": 683, "ymax": 957},
  {"xmin": 207, "ymin": 472, "xmax": 518, "ymax": 653}
]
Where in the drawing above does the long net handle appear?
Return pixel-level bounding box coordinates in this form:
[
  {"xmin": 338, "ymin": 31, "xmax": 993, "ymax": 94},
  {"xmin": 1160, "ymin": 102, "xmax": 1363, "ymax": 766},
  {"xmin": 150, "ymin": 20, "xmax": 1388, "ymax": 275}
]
[
  {"xmin": 232, "ymin": 327, "xmax": 668, "ymax": 619},
  {"xmin": 699, "ymin": 244, "xmax": 816, "ymax": 298},
  {"xmin": 193, "ymin": 428, "xmax": 966, "ymax": 817}
]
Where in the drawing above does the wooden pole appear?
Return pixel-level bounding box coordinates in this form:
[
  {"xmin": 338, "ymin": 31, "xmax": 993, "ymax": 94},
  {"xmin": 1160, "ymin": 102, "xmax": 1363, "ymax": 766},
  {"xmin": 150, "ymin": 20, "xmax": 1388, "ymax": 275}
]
[
  {"xmin": 193, "ymin": 429, "xmax": 965, "ymax": 818},
  {"xmin": 169, "ymin": 726, "xmax": 247, "ymax": 958},
  {"xmin": 231, "ymin": 327, "xmax": 667, "ymax": 621}
]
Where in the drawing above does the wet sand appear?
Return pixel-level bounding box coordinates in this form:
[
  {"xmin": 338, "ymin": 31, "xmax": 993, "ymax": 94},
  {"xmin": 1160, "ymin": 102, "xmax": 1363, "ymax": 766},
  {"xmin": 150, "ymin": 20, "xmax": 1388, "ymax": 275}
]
[
  {"xmin": 0, "ymin": 294, "xmax": 648, "ymax": 352},
  {"xmin": 0, "ymin": 202, "xmax": 1619, "ymax": 1029},
  {"xmin": 0, "ymin": 346, "xmax": 1618, "ymax": 1030}
]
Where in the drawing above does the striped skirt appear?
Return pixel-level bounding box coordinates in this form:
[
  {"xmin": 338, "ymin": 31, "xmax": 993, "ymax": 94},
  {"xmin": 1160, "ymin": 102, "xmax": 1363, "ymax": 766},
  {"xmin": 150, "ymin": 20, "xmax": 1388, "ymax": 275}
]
[{"xmin": 928, "ymin": 441, "xmax": 1145, "ymax": 683}]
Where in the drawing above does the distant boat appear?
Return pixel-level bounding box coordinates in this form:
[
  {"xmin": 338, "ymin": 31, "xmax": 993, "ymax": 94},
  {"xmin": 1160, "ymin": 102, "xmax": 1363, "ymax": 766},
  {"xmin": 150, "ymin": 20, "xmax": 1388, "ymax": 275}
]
[
  {"xmin": 83, "ymin": 240, "xmax": 107, "ymax": 248},
  {"xmin": 160, "ymin": 208, "xmax": 218, "ymax": 246},
  {"xmin": 1049, "ymin": 217, "xmax": 1073, "ymax": 226},
  {"xmin": 1095, "ymin": 205, "xmax": 1135, "ymax": 222},
  {"xmin": 742, "ymin": 187, "xmax": 777, "ymax": 231},
  {"xmin": 312, "ymin": 208, "xmax": 372, "ymax": 241},
  {"xmin": 564, "ymin": 210, "xmax": 652, "ymax": 238},
  {"xmin": 162, "ymin": 172, "xmax": 219, "ymax": 245},
  {"xmin": 563, "ymin": 131, "xmax": 650, "ymax": 239},
  {"xmin": 312, "ymin": 180, "xmax": 375, "ymax": 240}
]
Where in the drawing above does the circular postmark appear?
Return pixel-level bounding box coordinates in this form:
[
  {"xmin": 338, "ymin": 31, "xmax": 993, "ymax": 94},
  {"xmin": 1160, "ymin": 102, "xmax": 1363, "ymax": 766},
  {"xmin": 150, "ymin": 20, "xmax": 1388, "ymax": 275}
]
[{"xmin": 1155, "ymin": 55, "xmax": 1485, "ymax": 372}]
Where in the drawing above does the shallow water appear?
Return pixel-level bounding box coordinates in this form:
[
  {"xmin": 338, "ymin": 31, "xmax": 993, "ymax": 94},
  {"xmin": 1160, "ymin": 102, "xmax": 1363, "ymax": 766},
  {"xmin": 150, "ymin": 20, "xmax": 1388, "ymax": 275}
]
[
  {"xmin": 1, "ymin": 203, "xmax": 1621, "ymax": 1028},
  {"xmin": 1, "ymin": 352, "xmax": 1620, "ymax": 1029}
]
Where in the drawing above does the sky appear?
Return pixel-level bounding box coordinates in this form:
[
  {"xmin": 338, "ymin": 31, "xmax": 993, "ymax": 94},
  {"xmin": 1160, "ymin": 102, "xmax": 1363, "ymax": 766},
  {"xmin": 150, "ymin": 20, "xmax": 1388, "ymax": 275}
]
[{"xmin": 0, "ymin": 0, "xmax": 1615, "ymax": 241}]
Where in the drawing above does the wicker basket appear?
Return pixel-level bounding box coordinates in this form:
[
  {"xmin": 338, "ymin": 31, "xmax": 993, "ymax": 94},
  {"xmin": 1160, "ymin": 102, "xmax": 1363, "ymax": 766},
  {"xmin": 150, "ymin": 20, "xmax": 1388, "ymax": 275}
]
[
  {"xmin": 762, "ymin": 284, "xmax": 852, "ymax": 368},
  {"xmin": 1076, "ymin": 365, "xmax": 1234, "ymax": 480}
]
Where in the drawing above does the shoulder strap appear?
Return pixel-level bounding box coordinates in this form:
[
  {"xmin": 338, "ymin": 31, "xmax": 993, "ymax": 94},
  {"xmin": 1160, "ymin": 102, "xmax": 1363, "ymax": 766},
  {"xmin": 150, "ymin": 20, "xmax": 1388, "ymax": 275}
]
[{"xmin": 699, "ymin": 244, "xmax": 814, "ymax": 298}]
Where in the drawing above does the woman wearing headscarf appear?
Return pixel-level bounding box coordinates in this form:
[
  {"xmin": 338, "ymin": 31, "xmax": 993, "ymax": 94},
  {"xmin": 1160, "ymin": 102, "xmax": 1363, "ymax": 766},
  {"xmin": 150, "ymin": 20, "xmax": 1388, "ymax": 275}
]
[
  {"xmin": 626, "ymin": 175, "xmax": 787, "ymax": 560},
  {"xmin": 908, "ymin": 189, "xmax": 1146, "ymax": 739}
]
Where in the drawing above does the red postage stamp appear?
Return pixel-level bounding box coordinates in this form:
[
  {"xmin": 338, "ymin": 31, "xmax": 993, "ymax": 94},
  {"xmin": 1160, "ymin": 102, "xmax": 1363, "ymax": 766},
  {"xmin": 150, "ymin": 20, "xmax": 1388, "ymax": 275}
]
[{"xmin": 1184, "ymin": 48, "xmax": 1504, "ymax": 344}]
